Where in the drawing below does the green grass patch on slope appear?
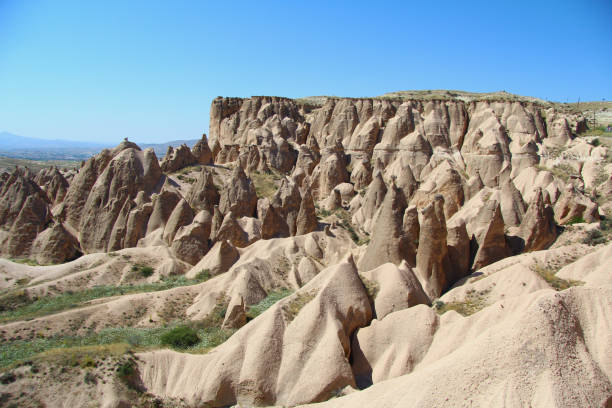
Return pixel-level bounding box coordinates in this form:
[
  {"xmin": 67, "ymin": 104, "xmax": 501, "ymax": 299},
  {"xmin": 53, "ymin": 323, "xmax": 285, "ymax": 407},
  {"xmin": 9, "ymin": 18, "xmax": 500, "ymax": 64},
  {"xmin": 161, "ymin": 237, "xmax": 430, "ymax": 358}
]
[
  {"xmin": 0, "ymin": 323, "xmax": 236, "ymax": 370},
  {"xmin": 251, "ymin": 170, "xmax": 282, "ymax": 198},
  {"xmin": 433, "ymin": 288, "xmax": 491, "ymax": 317},
  {"xmin": 245, "ymin": 289, "xmax": 293, "ymax": 321},
  {"xmin": 0, "ymin": 274, "xmax": 212, "ymax": 324},
  {"xmin": 531, "ymin": 263, "xmax": 584, "ymax": 291}
]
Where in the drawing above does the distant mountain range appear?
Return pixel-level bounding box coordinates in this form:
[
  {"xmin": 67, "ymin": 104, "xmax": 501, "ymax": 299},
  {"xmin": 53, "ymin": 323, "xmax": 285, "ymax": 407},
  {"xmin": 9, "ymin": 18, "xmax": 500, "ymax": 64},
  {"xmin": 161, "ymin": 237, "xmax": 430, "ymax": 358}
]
[{"xmin": 0, "ymin": 132, "xmax": 199, "ymax": 160}]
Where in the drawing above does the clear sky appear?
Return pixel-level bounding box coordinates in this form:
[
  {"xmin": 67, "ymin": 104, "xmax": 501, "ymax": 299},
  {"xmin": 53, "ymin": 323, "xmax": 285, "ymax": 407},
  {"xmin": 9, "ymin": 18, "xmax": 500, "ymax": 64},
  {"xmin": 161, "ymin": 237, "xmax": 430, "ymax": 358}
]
[{"xmin": 0, "ymin": 0, "xmax": 611, "ymax": 144}]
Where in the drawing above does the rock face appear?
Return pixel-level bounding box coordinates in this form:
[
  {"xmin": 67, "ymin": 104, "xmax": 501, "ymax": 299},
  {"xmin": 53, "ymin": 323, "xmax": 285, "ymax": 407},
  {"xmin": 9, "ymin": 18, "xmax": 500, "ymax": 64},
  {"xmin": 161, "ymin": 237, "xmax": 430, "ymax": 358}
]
[
  {"xmin": 518, "ymin": 188, "xmax": 557, "ymax": 252},
  {"xmin": 186, "ymin": 168, "xmax": 219, "ymax": 212},
  {"xmin": 79, "ymin": 147, "xmax": 163, "ymax": 252},
  {"xmin": 415, "ymin": 195, "xmax": 450, "ymax": 299},
  {"xmin": 219, "ymin": 165, "xmax": 257, "ymax": 218},
  {"xmin": 1, "ymin": 93, "xmax": 610, "ymax": 408},
  {"xmin": 471, "ymin": 200, "xmax": 511, "ymax": 271},
  {"xmin": 360, "ymin": 261, "xmax": 429, "ymax": 320},
  {"xmin": 191, "ymin": 134, "xmax": 213, "ymax": 165},
  {"xmin": 358, "ymin": 181, "xmax": 407, "ymax": 272},
  {"xmin": 160, "ymin": 144, "xmax": 197, "ymax": 173},
  {"xmin": 31, "ymin": 222, "xmax": 80, "ymax": 264}
]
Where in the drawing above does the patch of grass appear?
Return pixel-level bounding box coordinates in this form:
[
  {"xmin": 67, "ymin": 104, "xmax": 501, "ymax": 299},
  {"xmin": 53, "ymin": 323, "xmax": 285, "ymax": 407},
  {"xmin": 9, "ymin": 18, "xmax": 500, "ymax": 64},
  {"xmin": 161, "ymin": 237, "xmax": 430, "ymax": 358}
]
[
  {"xmin": 0, "ymin": 323, "xmax": 236, "ymax": 369},
  {"xmin": 359, "ymin": 275, "xmax": 379, "ymax": 302},
  {"xmin": 251, "ymin": 170, "xmax": 282, "ymax": 198},
  {"xmin": 0, "ymin": 274, "xmax": 210, "ymax": 324},
  {"xmin": 9, "ymin": 258, "xmax": 39, "ymax": 266},
  {"xmin": 176, "ymin": 164, "xmax": 202, "ymax": 175},
  {"xmin": 160, "ymin": 326, "xmax": 200, "ymax": 349},
  {"xmin": 195, "ymin": 269, "xmax": 211, "ymax": 281},
  {"xmin": 537, "ymin": 163, "xmax": 575, "ymax": 183},
  {"xmin": 283, "ymin": 291, "xmax": 316, "ymax": 322},
  {"xmin": 433, "ymin": 287, "xmax": 491, "ymax": 316},
  {"xmin": 531, "ymin": 263, "xmax": 584, "ymax": 291},
  {"xmin": 245, "ymin": 289, "xmax": 293, "ymax": 321},
  {"xmin": 566, "ymin": 215, "xmax": 586, "ymax": 225},
  {"xmin": 316, "ymin": 208, "xmax": 333, "ymax": 218},
  {"xmin": 177, "ymin": 174, "xmax": 196, "ymax": 184}
]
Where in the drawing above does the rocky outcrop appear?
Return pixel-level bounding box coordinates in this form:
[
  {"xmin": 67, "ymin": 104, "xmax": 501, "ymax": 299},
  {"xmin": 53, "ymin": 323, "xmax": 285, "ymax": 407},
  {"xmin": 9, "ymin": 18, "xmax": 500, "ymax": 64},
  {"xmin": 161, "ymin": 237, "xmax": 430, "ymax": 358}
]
[
  {"xmin": 186, "ymin": 168, "xmax": 219, "ymax": 212},
  {"xmin": 160, "ymin": 144, "xmax": 197, "ymax": 173},
  {"xmin": 295, "ymin": 188, "xmax": 318, "ymax": 235},
  {"xmin": 216, "ymin": 211, "xmax": 250, "ymax": 248},
  {"xmin": 162, "ymin": 199, "xmax": 194, "ymax": 244},
  {"xmin": 446, "ymin": 217, "xmax": 470, "ymax": 284},
  {"xmin": 471, "ymin": 200, "xmax": 511, "ymax": 271},
  {"xmin": 359, "ymin": 181, "xmax": 407, "ymax": 272},
  {"xmin": 517, "ymin": 188, "xmax": 557, "ymax": 252},
  {"xmin": 554, "ymin": 184, "xmax": 600, "ymax": 224},
  {"xmin": 191, "ymin": 134, "xmax": 213, "ymax": 165},
  {"xmin": 35, "ymin": 167, "xmax": 69, "ymax": 205},
  {"xmin": 171, "ymin": 210, "xmax": 212, "ymax": 265},
  {"xmin": 31, "ymin": 222, "xmax": 80, "ymax": 264},
  {"xmin": 309, "ymin": 144, "xmax": 349, "ymax": 200},
  {"xmin": 415, "ymin": 195, "xmax": 450, "ymax": 299},
  {"xmin": 360, "ymin": 261, "xmax": 429, "ymax": 320},
  {"xmin": 219, "ymin": 165, "xmax": 257, "ymax": 218}
]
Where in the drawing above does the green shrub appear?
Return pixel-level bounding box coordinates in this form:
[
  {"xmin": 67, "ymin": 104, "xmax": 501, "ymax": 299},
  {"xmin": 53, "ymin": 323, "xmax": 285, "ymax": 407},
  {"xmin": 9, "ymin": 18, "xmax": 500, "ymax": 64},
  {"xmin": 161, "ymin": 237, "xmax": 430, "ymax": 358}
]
[
  {"xmin": 590, "ymin": 138, "xmax": 601, "ymax": 147},
  {"xmin": 160, "ymin": 326, "xmax": 200, "ymax": 349},
  {"xmin": 566, "ymin": 215, "xmax": 585, "ymax": 225},
  {"xmin": 140, "ymin": 266, "xmax": 154, "ymax": 277},
  {"xmin": 195, "ymin": 269, "xmax": 211, "ymax": 281}
]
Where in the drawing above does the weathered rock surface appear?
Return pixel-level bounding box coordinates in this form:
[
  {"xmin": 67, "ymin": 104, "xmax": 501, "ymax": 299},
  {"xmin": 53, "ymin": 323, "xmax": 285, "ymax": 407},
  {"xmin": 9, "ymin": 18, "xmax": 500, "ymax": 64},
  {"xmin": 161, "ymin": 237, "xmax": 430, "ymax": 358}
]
[
  {"xmin": 138, "ymin": 256, "xmax": 372, "ymax": 407},
  {"xmin": 219, "ymin": 165, "xmax": 257, "ymax": 218}
]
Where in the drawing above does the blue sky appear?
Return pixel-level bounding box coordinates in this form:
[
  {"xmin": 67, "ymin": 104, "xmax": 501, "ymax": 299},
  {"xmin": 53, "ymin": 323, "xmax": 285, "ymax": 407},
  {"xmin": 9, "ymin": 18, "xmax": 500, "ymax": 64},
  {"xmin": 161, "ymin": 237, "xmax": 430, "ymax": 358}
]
[{"xmin": 0, "ymin": 0, "xmax": 610, "ymax": 144}]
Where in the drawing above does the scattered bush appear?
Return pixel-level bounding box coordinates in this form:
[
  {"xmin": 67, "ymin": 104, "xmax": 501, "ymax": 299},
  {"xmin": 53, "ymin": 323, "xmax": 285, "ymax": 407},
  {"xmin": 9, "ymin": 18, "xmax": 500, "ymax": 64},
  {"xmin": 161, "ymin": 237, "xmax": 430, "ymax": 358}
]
[
  {"xmin": 160, "ymin": 326, "xmax": 200, "ymax": 349},
  {"xmin": 0, "ymin": 372, "xmax": 16, "ymax": 384},
  {"xmin": 582, "ymin": 229, "xmax": 606, "ymax": 246},
  {"xmin": 590, "ymin": 138, "xmax": 601, "ymax": 147}
]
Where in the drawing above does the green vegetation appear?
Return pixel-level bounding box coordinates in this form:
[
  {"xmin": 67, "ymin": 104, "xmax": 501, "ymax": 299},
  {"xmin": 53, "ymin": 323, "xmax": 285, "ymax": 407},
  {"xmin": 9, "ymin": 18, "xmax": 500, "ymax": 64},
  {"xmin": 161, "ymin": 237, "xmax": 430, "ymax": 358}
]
[
  {"xmin": 566, "ymin": 215, "xmax": 586, "ymax": 225},
  {"xmin": 0, "ymin": 274, "xmax": 212, "ymax": 324},
  {"xmin": 160, "ymin": 326, "xmax": 200, "ymax": 349},
  {"xmin": 176, "ymin": 164, "xmax": 202, "ymax": 175},
  {"xmin": 531, "ymin": 263, "xmax": 584, "ymax": 291},
  {"xmin": 316, "ymin": 207, "xmax": 366, "ymax": 245},
  {"xmin": 9, "ymin": 258, "xmax": 40, "ymax": 266},
  {"xmin": 131, "ymin": 264, "xmax": 154, "ymax": 277},
  {"xmin": 433, "ymin": 288, "xmax": 491, "ymax": 316},
  {"xmin": 0, "ymin": 323, "xmax": 236, "ymax": 369},
  {"xmin": 359, "ymin": 275, "xmax": 379, "ymax": 302},
  {"xmin": 251, "ymin": 170, "xmax": 282, "ymax": 198},
  {"xmin": 283, "ymin": 291, "xmax": 316, "ymax": 322},
  {"xmin": 245, "ymin": 289, "xmax": 293, "ymax": 321},
  {"xmin": 537, "ymin": 163, "xmax": 575, "ymax": 183},
  {"xmin": 177, "ymin": 174, "xmax": 196, "ymax": 183}
]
